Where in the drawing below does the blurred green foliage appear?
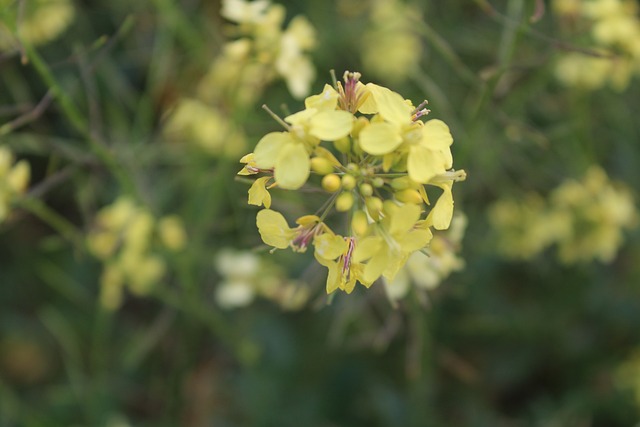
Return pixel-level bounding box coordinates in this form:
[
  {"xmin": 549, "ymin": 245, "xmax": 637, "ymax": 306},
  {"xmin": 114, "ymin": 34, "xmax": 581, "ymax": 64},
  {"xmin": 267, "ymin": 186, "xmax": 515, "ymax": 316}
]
[{"xmin": 1, "ymin": 0, "xmax": 640, "ymax": 426}]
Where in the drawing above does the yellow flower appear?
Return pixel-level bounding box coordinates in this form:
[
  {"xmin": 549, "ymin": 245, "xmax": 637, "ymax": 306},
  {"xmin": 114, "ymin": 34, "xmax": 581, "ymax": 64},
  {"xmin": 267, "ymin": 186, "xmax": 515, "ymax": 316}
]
[
  {"xmin": 314, "ymin": 236, "xmax": 369, "ymax": 294},
  {"xmin": 358, "ymin": 84, "xmax": 454, "ymax": 183},
  {"xmin": 355, "ymin": 203, "xmax": 433, "ymax": 284},
  {"xmin": 253, "ymin": 87, "xmax": 353, "ymax": 189},
  {"xmin": 158, "ymin": 216, "xmax": 187, "ymax": 251}
]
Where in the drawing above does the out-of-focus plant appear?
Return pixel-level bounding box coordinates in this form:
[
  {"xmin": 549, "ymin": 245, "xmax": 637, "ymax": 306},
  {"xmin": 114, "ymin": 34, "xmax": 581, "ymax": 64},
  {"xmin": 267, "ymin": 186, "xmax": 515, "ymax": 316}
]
[
  {"xmin": 553, "ymin": 0, "xmax": 640, "ymax": 90},
  {"xmin": 360, "ymin": 0, "xmax": 422, "ymax": 84},
  {"xmin": 214, "ymin": 248, "xmax": 310, "ymax": 310},
  {"xmin": 489, "ymin": 166, "xmax": 637, "ymax": 263},
  {"xmin": 87, "ymin": 197, "xmax": 187, "ymax": 310},
  {"xmin": 0, "ymin": 0, "xmax": 75, "ymax": 51},
  {"xmin": 239, "ymin": 71, "xmax": 466, "ymax": 295},
  {"xmin": 0, "ymin": 147, "xmax": 30, "ymax": 223}
]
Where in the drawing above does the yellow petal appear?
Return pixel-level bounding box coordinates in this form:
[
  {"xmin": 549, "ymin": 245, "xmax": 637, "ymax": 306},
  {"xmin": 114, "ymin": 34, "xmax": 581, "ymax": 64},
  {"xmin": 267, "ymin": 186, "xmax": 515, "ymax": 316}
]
[
  {"xmin": 359, "ymin": 122, "xmax": 402, "ymax": 155},
  {"xmin": 274, "ymin": 143, "xmax": 310, "ymax": 189},
  {"xmin": 389, "ymin": 204, "xmax": 421, "ymax": 236},
  {"xmin": 248, "ymin": 176, "xmax": 272, "ymax": 208},
  {"xmin": 427, "ymin": 185, "xmax": 454, "ymax": 230},
  {"xmin": 285, "ymin": 108, "xmax": 317, "ymax": 126},
  {"xmin": 313, "ymin": 233, "xmax": 348, "ymax": 260},
  {"xmin": 362, "ymin": 249, "xmax": 389, "ymax": 284},
  {"xmin": 309, "ymin": 110, "xmax": 354, "ymax": 140},
  {"xmin": 352, "ymin": 236, "xmax": 383, "ymax": 262},
  {"xmin": 304, "ymin": 84, "xmax": 339, "ymax": 110},
  {"xmin": 423, "ymin": 119, "xmax": 454, "ymax": 169},
  {"xmin": 365, "ymin": 83, "xmax": 413, "ymax": 125},
  {"xmin": 407, "ymin": 145, "xmax": 446, "ymax": 184},
  {"xmin": 256, "ymin": 209, "xmax": 294, "ymax": 249},
  {"xmin": 397, "ymin": 228, "xmax": 433, "ymax": 252},
  {"xmin": 254, "ymin": 132, "xmax": 292, "ymax": 169}
]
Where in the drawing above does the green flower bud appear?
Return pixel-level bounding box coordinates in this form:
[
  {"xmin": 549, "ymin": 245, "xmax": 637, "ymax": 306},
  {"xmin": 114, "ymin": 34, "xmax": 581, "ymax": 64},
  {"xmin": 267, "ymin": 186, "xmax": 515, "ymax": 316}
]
[
  {"xmin": 341, "ymin": 174, "xmax": 357, "ymax": 190},
  {"xmin": 359, "ymin": 183, "xmax": 373, "ymax": 197}
]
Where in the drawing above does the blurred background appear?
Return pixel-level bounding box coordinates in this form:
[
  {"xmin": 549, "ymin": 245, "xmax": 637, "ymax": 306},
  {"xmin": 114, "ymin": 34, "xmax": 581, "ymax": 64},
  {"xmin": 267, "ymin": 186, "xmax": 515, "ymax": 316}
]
[{"xmin": 2, "ymin": 0, "xmax": 640, "ymax": 425}]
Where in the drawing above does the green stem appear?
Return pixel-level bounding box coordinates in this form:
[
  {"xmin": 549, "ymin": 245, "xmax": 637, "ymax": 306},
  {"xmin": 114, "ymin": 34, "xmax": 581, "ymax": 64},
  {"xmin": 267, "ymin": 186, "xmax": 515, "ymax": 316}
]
[{"xmin": 17, "ymin": 197, "xmax": 85, "ymax": 250}]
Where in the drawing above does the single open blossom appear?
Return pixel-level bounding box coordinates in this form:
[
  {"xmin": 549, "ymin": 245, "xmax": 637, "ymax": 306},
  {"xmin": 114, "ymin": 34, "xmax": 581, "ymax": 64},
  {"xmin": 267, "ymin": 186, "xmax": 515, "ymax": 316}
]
[
  {"xmin": 252, "ymin": 86, "xmax": 353, "ymax": 189},
  {"xmin": 240, "ymin": 71, "xmax": 466, "ymax": 296},
  {"xmin": 359, "ymin": 84, "xmax": 454, "ymax": 184}
]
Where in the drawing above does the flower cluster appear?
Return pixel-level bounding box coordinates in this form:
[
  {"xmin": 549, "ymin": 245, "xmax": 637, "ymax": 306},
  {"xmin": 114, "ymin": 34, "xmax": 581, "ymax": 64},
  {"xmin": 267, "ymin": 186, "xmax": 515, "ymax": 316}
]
[
  {"xmin": 489, "ymin": 166, "xmax": 637, "ymax": 263},
  {"xmin": 553, "ymin": 0, "xmax": 640, "ymax": 90},
  {"xmin": 218, "ymin": 0, "xmax": 317, "ymax": 101},
  {"xmin": 87, "ymin": 197, "xmax": 187, "ymax": 310},
  {"xmin": 163, "ymin": 0, "xmax": 317, "ymax": 156},
  {"xmin": 214, "ymin": 248, "xmax": 310, "ymax": 310},
  {"xmin": 0, "ymin": 0, "xmax": 75, "ymax": 52},
  {"xmin": 239, "ymin": 71, "xmax": 466, "ymax": 295},
  {"xmin": 0, "ymin": 147, "xmax": 30, "ymax": 223}
]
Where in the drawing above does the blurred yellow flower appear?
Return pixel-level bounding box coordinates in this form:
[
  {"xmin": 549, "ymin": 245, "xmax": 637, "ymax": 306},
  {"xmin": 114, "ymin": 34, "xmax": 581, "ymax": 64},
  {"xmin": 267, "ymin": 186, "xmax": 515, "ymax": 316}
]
[
  {"xmin": 0, "ymin": 0, "xmax": 75, "ymax": 51},
  {"xmin": 88, "ymin": 197, "xmax": 187, "ymax": 310},
  {"xmin": 0, "ymin": 147, "xmax": 30, "ymax": 223},
  {"xmin": 490, "ymin": 166, "xmax": 637, "ymax": 263},
  {"xmin": 361, "ymin": 0, "xmax": 422, "ymax": 83}
]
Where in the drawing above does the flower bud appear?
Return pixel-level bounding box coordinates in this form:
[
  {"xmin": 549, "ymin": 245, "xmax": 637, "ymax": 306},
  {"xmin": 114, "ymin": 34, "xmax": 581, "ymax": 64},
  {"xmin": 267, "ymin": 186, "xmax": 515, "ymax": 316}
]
[
  {"xmin": 351, "ymin": 210, "xmax": 369, "ymax": 236},
  {"xmin": 372, "ymin": 177, "xmax": 385, "ymax": 188},
  {"xmin": 334, "ymin": 137, "xmax": 351, "ymax": 153},
  {"xmin": 310, "ymin": 157, "xmax": 335, "ymax": 175},
  {"xmin": 359, "ymin": 183, "xmax": 373, "ymax": 197},
  {"xmin": 395, "ymin": 189, "xmax": 423, "ymax": 204},
  {"xmin": 341, "ymin": 174, "xmax": 357, "ymax": 190},
  {"xmin": 322, "ymin": 174, "xmax": 341, "ymax": 192},
  {"xmin": 336, "ymin": 192, "xmax": 354, "ymax": 212},
  {"xmin": 365, "ymin": 197, "xmax": 383, "ymax": 220},
  {"xmin": 391, "ymin": 177, "xmax": 412, "ymax": 191}
]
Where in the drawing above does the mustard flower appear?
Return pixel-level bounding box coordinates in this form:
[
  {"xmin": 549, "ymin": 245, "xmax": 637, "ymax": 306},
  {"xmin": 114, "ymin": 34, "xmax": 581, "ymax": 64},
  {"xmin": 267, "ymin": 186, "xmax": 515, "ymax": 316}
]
[
  {"xmin": 240, "ymin": 71, "xmax": 466, "ymax": 296},
  {"xmin": 88, "ymin": 197, "xmax": 187, "ymax": 310}
]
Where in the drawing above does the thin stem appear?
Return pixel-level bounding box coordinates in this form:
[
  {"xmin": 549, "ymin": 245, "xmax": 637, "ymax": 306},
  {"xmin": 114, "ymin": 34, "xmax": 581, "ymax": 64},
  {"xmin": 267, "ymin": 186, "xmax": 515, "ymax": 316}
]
[{"xmin": 17, "ymin": 197, "xmax": 85, "ymax": 250}]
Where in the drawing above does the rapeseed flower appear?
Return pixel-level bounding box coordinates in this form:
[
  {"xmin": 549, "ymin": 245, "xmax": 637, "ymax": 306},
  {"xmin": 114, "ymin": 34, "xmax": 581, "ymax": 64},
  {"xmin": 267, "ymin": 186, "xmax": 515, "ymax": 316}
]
[{"xmin": 240, "ymin": 71, "xmax": 466, "ymax": 296}]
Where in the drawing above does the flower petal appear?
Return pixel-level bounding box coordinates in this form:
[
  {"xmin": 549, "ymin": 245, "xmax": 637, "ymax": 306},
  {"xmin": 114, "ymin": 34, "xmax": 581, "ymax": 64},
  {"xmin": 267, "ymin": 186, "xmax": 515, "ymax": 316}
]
[
  {"xmin": 427, "ymin": 185, "xmax": 454, "ymax": 230},
  {"xmin": 309, "ymin": 110, "xmax": 353, "ymax": 140},
  {"xmin": 359, "ymin": 122, "xmax": 403, "ymax": 155},
  {"xmin": 407, "ymin": 145, "xmax": 446, "ymax": 184},
  {"xmin": 313, "ymin": 233, "xmax": 348, "ymax": 260},
  {"xmin": 248, "ymin": 176, "xmax": 272, "ymax": 208},
  {"xmin": 365, "ymin": 83, "xmax": 413, "ymax": 125},
  {"xmin": 256, "ymin": 209, "xmax": 294, "ymax": 249},
  {"xmin": 274, "ymin": 143, "xmax": 310, "ymax": 189},
  {"xmin": 254, "ymin": 132, "xmax": 292, "ymax": 169}
]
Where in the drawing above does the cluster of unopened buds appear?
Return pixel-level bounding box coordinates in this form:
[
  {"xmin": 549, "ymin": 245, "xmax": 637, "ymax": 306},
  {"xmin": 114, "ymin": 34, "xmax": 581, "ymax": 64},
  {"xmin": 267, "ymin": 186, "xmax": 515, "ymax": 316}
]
[{"xmin": 239, "ymin": 71, "xmax": 466, "ymax": 295}]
